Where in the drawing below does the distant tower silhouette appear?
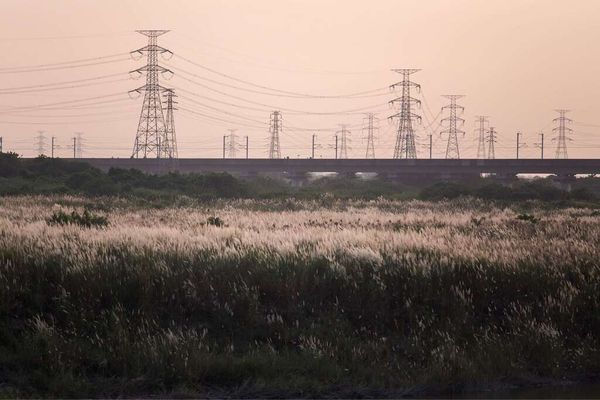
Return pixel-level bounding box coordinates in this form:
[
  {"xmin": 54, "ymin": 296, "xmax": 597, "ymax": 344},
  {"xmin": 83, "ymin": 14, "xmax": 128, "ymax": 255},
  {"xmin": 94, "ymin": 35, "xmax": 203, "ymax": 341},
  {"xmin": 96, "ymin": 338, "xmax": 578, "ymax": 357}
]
[
  {"xmin": 337, "ymin": 124, "xmax": 351, "ymax": 159},
  {"xmin": 268, "ymin": 111, "xmax": 282, "ymax": 159},
  {"xmin": 163, "ymin": 88, "xmax": 178, "ymax": 159},
  {"xmin": 486, "ymin": 127, "xmax": 497, "ymax": 160},
  {"xmin": 34, "ymin": 131, "xmax": 47, "ymax": 156},
  {"xmin": 226, "ymin": 129, "xmax": 239, "ymax": 158},
  {"xmin": 441, "ymin": 95, "xmax": 465, "ymax": 159},
  {"xmin": 553, "ymin": 109, "xmax": 572, "ymax": 159},
  {"xmin": 74, "ymin": 132, "xmax": 84, "ymax": 158},
  {"xmin": 475, "ymin": 116, "xmax": 488, "ymax": 159},
  {"xmin": 363, "ymin": 113, "xmax": 377, "ymax": 159},
  {"xmin": 130, "ymin": 30, "xmax": 173, "ymax": 159},
  {"xmin": 389, "ymin": 69, "xmax": 421, "ymax": 159}
]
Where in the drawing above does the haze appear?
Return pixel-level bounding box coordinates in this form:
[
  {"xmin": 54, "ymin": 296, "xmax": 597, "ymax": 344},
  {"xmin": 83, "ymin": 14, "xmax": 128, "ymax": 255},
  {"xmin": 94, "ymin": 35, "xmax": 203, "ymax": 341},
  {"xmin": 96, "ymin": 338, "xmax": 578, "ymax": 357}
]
[{"xmin": 1, "ymin": 0, "xmax": 599, "ymax": 159}]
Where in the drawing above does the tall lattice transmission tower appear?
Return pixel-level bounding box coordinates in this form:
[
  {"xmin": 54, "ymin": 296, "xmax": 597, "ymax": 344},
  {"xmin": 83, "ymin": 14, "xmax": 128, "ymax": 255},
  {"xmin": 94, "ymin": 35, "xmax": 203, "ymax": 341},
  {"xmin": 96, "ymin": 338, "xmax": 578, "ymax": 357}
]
[
  {"xmin": 74, "ymin": 132, "xmax": 84, "ymax": 158},
  {"xmin": 337, "ymin": 125, "xmax": 351, "ymax": 159},
  {"xmin": 389, "ymin": 69, "xmax": 421, "ymax": 159},
  {"xmin": 130, "ymin": 30, "xmax": 173, "ymax": 159},
  {"xmin": 163, "ymin": 88, "xmax": 178, "ymax": 159},
  {"xmin": 441, "ymin": 95, "xmax": 465, "ymax": 159},
  {"xmin": 553, "ymin": 109, "xmax": 572, "ymax": 159},
  {"xmin": 475, "ymin": 116, "xmax": 488, "ymax": 159},
  {"xmin": 486, "ymin": 127, "xmax": 497, "ymax": 160},
  {"xmin": 363, "ymin": 113, "xmax": 378, "ymax": 159},
  {"xmin": 226, "ymin": 129, "xmax": 239, "ymax": 158},
  {"xmin": 268, "ymin": 111, "xmax": 282, "ymax": 159},
  {"xmin": 34, "ymin": 131, "xmax": 47, "ymax": 156}
]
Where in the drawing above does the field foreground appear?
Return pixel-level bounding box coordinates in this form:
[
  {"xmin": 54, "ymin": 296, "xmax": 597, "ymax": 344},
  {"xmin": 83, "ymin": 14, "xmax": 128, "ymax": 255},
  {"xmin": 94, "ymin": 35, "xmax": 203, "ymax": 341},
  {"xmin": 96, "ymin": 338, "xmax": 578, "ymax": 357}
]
[{"xmin": 1, "ymin": 196, "xmax": 600, "ymax": 397}]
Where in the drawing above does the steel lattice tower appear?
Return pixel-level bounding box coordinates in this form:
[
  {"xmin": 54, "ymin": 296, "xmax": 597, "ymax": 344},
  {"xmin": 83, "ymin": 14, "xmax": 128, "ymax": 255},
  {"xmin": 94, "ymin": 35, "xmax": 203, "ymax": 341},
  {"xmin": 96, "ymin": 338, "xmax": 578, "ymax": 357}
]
[
  {"xmin": 475, "ymin": 116, "xmax": 488, "ymax": 159},
  {"xmin": 363, "ymin": 113, "xmax": 377, "ymax": 159},
  {"xmin": 34, "ymin": 131, "xmax": 47, "ymax": 156},
  {"xmin": 163, "ymin": 88, "xmax": 178, "ymax": 159},
  {"xmin": 486, "ymin": 127, "xmax": 497, "ymax": 160},
  {"xmin": 553, "ymin": 109, "xmax": 572, "ymax": 159},
  {"xmin": 389, "ymin": 69, "xmax": 421, "ymax": 159},
  {"xmin": 441, "ymin": 95, "xmax": 465, "ymax": 159},
  {"xmin": 268, "ymin": 111, "xmax": 282, "ymax": 159},
  {"xmin": 337, "ymin": 124, "xmax": 351, "ymax": 159},
  {"xmin": 227, "ymin": 129, "xmax": 239, "ymax": 158},
  {"xmin": 130, "ymin": 30, "xmax": 173, "ymax": 159}
]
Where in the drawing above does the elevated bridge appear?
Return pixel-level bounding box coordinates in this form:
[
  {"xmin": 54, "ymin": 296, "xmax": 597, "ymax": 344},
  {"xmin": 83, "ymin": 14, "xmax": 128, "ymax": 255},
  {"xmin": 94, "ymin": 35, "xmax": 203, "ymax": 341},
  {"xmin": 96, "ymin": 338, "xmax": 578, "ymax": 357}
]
[{"xmin": 74, "ymin": 158, "xmax": 600, "ymax": 183}]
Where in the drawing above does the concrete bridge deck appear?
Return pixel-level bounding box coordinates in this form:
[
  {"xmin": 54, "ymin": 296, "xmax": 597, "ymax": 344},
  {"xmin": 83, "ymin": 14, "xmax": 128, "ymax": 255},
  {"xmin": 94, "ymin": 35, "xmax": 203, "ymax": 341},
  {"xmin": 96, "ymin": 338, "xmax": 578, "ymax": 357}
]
[{"xmin": 71, "ymin": 158, "xmax": 600, "ymax": 181}]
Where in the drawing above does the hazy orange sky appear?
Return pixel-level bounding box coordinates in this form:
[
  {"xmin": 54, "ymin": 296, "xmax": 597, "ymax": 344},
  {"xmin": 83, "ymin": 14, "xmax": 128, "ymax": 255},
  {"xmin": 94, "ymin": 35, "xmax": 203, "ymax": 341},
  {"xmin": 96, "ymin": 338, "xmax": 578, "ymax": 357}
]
[{"xmin": 1, "ymin": 0, "xmax": 599, "ymax": 159}]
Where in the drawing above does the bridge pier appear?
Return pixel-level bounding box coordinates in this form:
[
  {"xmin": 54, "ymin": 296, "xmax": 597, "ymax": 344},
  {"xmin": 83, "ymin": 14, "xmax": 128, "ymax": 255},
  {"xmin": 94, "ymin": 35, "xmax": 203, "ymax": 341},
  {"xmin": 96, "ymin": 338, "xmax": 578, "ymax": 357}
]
[
  {"xmin": 338, "ymin": 172, "xmax": 357, "ymax": 180},
  {"xmin": 284, "ymin": 171, "xmax": 308, "ymax": 186},
  {"xmin": 552, "ymin": 174, "xmax": 576, "ymax": 191}
]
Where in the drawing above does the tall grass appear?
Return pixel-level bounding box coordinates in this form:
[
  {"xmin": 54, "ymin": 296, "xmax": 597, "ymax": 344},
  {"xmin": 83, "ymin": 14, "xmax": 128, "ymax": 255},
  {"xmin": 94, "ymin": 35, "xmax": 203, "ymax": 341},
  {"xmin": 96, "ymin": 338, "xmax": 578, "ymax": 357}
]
[{"xmin": 0, "ymin": 196, "xmax": 599, "ymax": 397}]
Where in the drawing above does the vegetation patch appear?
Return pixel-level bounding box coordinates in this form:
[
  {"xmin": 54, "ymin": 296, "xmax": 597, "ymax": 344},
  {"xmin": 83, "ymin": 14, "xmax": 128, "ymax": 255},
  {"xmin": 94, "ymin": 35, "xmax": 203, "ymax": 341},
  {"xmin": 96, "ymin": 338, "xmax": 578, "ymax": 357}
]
[{"xmin": 46, "ymin": 209, "xmax": 108, "ymax": 228}]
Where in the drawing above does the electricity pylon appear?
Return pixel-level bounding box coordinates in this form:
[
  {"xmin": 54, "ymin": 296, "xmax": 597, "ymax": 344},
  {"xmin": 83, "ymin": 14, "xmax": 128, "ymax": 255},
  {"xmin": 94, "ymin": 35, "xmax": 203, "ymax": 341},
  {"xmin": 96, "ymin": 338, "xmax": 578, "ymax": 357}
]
[
  {"xmin": 130, "ymin": 30, "xmax": 173, "ymax": 159},
  {"xmin": 441, "ymin": 95, "xmax": 465, "ymax": 159},
  {"xmin": 337, "ymin": 124, "xmax": 351, "ymax": 159},
  {"xmin": 363, "ymin": 113, "xmax": 378, "ymax": 159},
  {"xmin": 34, "ymin": 131, "xmax": 47, "ymax": 156},
  {"xmin": 475, "ymin": 116, "xmax": 488, "ymax": 159},
  {"xmin": 226, "ymin": 129, "xmax": 239, "ymax": 158},
  {"xmin": 389, "ymin": 69, "xmax": 421, "ymax": 159},
  {"xmin": 486, "ymin": 127, "xmax": 497, "ymax": 160},
  {"xmin": 553, "ymin": 109, "xmax": 572, "ymax": 159},
  {"xmin": 268, "ymin": 111, "xmax": 282, "ymax": 159},
  {"xmin": 163, "ymin": 88, "xmax": 178, "ymax": 159},
  {"xmin": 74, "ymin": 132, "xmax": 84, "ymax": 158}
]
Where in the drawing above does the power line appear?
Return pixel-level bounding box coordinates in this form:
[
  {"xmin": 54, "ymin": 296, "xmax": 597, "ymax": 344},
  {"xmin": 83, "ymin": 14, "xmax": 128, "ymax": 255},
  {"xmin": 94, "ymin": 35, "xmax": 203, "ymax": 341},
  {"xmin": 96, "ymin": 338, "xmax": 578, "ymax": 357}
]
[
  {"xmin": 173, "ymin": 54, "xmax": 390, "ymax": 98},
  {"xmin": 0, "ymin": 55, "xmax": 130, "ymax": 74}
]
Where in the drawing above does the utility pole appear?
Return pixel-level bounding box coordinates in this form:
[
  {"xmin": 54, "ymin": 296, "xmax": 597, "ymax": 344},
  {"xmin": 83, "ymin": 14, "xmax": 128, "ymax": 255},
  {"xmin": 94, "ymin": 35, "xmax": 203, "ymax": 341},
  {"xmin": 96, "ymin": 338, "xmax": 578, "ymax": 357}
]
[
  {"xmin": 222, "ymin": 136, "xmax": 226, "ymax": 159},
  {"xmin": 441, "ymin": 95, "xmax": 465, "ymax": 159},
  {"xmin": 34, "ymin": 131, "xmax": 47, "ymax": 156},
  {"xmin": 334, "ymin": 135, "xmax": 338, "ymax": 159},
  {"xmin": 163, "ymin": 89, "xmax": 178, "ymax": 159},
  {"xmin": 268, "ymin": 110, "xmax": 282, "ymax": 159},
  {"xmin": 0, "ymin": 136, "xmax": 3, "ymax": 153},
  {"xmin": 130, "ymin": 30, "xmax": 172, "ymax": 159},
  {"xmin": 516, "ymin": 131, "xmax": 526, "ymax": 159},
  {"xmin": 72, "ymin": 137, "xmax": 76, "ymax": 159},
  {"xmin": 389, "ymin": 69, "xmax": 421, "ymax": 159},
  {"xmin": 337, "ymin": 125, "xmax": 351, "ymax": 159},
  {"xmin": 553, "ymin": 109, "xmax": 572, "ymax": 159},
  {"xmin": 363, "ymin": 113, "xmax": 377, "ymax": 159},
  {"xmin": 486, "ymin": 127, "xmax": 497, "ymax": 160},
  {"xmin": 245, "ymin": 136, "xmax": 249, "ymax": 159},
  {"xmin": 475, "ymin": 116, "xmax": 488, "ymax": 159},
  {"xmin": 429, "ymin": 134, "xmax": 433, "ymax": 159},
  {"xmin": 312, "ymin": 134, "xmax": 316, "ymax": 159},
  {"xmin": 51, "ymin": 136, "xmax": 55, "ymax": 158},
  {"xmin": 535, "ymin": 132, "xmax": 545, "ymax": 160}
]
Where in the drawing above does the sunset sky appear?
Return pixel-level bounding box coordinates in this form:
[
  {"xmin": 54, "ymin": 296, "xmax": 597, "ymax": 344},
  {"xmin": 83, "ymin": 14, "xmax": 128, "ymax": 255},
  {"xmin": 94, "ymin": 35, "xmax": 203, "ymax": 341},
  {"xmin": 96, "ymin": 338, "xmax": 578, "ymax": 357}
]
[{"xmin": 1, "ymin": 0, "xmax": 599, "ymax": 159}]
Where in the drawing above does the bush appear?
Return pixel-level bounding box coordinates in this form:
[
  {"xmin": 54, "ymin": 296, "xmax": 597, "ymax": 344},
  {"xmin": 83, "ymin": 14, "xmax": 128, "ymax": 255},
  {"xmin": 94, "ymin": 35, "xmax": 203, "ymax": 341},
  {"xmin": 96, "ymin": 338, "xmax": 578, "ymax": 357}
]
[
  {"xmin": 206, "ymin": 216, "xmax": 224, "ymax": 227},
  {"xmin": 46, "ymin": 209, "xmax": 108, "ymax": 228}
]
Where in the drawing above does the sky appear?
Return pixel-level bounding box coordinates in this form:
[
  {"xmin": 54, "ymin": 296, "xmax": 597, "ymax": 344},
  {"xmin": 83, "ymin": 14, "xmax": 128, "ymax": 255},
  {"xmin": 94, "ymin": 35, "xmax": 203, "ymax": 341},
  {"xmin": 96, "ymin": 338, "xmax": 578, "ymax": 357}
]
[{"xmin": 0, "ymin": 0, "xmax": 599, "ymax": 159}]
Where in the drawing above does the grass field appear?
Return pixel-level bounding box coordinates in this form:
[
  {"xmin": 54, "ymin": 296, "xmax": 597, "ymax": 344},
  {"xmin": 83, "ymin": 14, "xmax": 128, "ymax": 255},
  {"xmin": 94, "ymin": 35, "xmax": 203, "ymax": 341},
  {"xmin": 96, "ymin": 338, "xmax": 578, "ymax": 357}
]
[{"xmin": 1, "ymin": 195, "xmax": 599, "ymax": 397}]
